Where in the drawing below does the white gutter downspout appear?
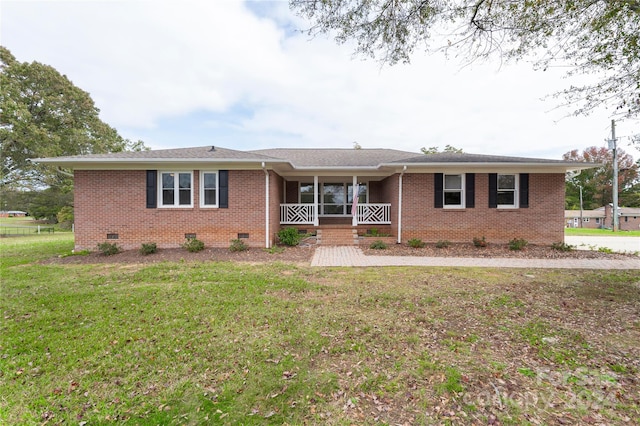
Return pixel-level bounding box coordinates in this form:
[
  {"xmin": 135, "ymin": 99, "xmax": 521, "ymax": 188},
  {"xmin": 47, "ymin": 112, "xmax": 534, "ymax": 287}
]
[
  {"xmin": 262, "ymin": 162, "xmax": 270, "ymax": 248},
  {"xmin": 397, "ymin": 166, "xmax": 406, "ymax": 244}
]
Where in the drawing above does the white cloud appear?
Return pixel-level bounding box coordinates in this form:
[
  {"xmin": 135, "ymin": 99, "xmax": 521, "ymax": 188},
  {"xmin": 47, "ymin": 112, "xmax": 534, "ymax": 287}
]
[{"xmin": 2, "ymin": 0, "xmax": 638, "ymax": 158}]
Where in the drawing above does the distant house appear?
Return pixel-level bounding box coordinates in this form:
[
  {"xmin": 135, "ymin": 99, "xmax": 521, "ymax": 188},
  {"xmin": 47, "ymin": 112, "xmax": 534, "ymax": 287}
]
[
  {"xmin": 565, "ymin": 205, "xmax": 640, "ymax": 231},
  {"xmin": 564, "ymin": 209, "xmax": 606, "ymax": 229},
  {"xmin": 0, "ymin": 211, "xmax": 27, "ymax": 218},
  {"xmin": 35, "ymin": 146, "xmax": 594, "ymax": 250}
]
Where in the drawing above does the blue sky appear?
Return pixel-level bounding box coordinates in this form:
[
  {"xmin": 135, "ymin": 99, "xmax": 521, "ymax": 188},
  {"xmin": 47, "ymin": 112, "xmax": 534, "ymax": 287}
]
[{"xmin": 1, "ymin": 0, "xmax": 638, "ymax": 159}]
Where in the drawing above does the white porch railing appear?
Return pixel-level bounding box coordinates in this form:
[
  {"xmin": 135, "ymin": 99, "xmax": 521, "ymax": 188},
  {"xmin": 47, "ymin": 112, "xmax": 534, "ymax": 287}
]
[
  {"xmin": 356, "ymin": 203, "xmax": 391, "ymax": 224},
  {"xmin": 280, "ymin": 204, "xmax": 315, "ymax": 224},
  {"xmin": 279, "ymin": 203, "xmax": 391, "ymax": 225}
]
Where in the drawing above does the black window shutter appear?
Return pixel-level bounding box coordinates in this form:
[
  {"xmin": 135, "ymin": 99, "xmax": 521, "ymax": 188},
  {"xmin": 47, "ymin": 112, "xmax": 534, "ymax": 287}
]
[
  {"xmin": 219, "ymin": 170, "xmax": 229, "ymax": 208},
  {"xmin": 520, "ymin": 173, "xmax": 529, "ymax": 208},
  {"xmin": 146, "ymin": 170, "xmax": 157, "ymax": 208},
  {"xmin": 434, "ymin": 173, "xmax": 443, "ymax": 208},
  {"xmin": 488, "ymin": 173, "xmax": 497, "ymax": 208},
  {"xmin": 465, "ymin": 173, "xmax": 475, "ymax": 208}
]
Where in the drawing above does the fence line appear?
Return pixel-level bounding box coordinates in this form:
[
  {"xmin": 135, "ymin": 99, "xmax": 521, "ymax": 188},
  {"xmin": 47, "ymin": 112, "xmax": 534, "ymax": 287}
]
[{"xmin": 0, "ymin": 224, "xmax": 56, "ymax": 236}]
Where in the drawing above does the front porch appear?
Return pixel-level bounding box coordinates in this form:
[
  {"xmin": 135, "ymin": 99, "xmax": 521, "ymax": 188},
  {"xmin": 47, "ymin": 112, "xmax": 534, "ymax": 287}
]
[{"xmin": 280, "ymin": 203, "xmax": 391, "ymax": 226}]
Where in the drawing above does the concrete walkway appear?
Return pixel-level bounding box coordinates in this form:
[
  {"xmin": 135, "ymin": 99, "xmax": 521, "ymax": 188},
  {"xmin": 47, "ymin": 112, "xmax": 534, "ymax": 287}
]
[
  {"xmin": 310, "ymin": 246, "xmax": 640, "ymax": 269},
  {"xmin": 565, "ymin": 235, "xmax": 640, "ymax": 253}
]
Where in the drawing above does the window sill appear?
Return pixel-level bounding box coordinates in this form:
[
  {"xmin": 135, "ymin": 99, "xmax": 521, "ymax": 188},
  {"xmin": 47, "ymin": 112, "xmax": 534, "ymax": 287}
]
[{"xmin": 442, "ymin": 208, "xmax": 466, "ymax": 211}]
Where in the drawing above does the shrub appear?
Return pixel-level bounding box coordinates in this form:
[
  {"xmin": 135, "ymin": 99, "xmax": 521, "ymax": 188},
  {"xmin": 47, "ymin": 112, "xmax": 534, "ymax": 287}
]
[
  {"xmin": 472, "ymin": 236, "xmax": 487, "ymax": 248},
  {"xmin": 368, "ymin": 228, "xmax": 380, "ymax": 237},
  {"xmin": 97, "ymin": 242, "xmax": 120, "ymax": 256},
  {"xmin": 408, "ymin": 238, "xmax": 425, "ymax": 248},
  {"xmin": 56, "ymin": 206, "xmax": 74, "ymax": 230},
  {"xmin": 551, "ymin": 242, "xmax": 574, "ymax": 252},
  {"xmin": 278, "ymin": 227, "xmax": 302, "ymax": 246},
  {"xmin": 264, "ymin": 245, "xmax": 285, "ymax": 254},
  {"xmin": 182, "ymin": 238, "xmax": 205, "ymax": 253},
  {"xmin": 508, "ymin": 238, "xmax": 528, "ymax": 251},
  {"xmin": 229, "ymin": 239, "xmax": 248, "ymax": 252},
  {"xmin": 369, "ymin": 240, "xmax": 388, "ymax": 250},
  {"xmin": 139, "ymin": 242, "xmax": 157, "ymax": 255},
  {"xmin": 435, "ymin": 240, "xmax": 451, "ymax": 249}
]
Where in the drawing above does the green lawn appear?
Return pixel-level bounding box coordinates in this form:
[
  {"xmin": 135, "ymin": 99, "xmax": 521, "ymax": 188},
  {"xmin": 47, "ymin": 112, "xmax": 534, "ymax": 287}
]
[
  {"xmin": 2, "ymin": 235, "xmax": 639, "ymax": 425},
  {"xmin": 565, "ymin": 227, "xmax": 640, "ymax": 237}
]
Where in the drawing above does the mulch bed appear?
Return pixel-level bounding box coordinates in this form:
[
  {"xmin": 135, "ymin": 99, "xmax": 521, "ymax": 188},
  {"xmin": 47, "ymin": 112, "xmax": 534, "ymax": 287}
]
[
  {"xmin": 361, "ymin": 242, "xmax": 637, "ymax": 260},
  {"xmin": 41, "ymin": 241, "xmax": 636, "ymax": 265}
]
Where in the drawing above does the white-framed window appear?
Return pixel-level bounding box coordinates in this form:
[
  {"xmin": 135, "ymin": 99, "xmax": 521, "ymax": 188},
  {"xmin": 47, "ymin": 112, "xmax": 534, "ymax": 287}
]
[
  {"xmin": 159, "ymin": 171, "xmax": 193, "ymax": 207},
  {"xmin": 596, "ymin": 218, "xmax": 601, "ymax": 224},
  {"xmin": 300, "ymin": 182, "xmax": 315, "ymax": 204},
  {"xmin": 200, "ymin": 171, "xmax": 218, "ymax": 208},
  {"xmin": 444, "ymin": 174, "xmax": 464, "ymax": 208},
  {"xmin": 583, "ymin": 217, "xmax": 590, "ymax": 222},
  {"xmin": 497, "ymin": 174, "xmax": 518, "ymax": 208}
]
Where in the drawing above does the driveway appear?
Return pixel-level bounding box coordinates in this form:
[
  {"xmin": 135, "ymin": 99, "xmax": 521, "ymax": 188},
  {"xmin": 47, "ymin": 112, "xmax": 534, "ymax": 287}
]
[{"xmin": 565, "ymin": 235, "xmax": 640, "ymax": 254}]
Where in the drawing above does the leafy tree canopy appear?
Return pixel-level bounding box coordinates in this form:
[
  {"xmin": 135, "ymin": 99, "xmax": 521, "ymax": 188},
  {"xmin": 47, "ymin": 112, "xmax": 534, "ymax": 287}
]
[
  {"xmin": 0, "ymin": 46, "xmax": 145, "ymax": 190},
  {"xmin": 421, "ymin": 144, "xmax": 464, "ymax": 154},
  {"xmin": 564, "ymin": 146, "xmax": 638, "ymax": 209},
  {"xmin": 291, "ymin": 0, "xmax": 640, "ymax": 118}
]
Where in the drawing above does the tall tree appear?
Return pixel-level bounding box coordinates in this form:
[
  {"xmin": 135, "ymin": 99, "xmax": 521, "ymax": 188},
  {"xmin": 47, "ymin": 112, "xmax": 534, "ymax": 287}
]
[
  {"xmin": 563, "ymin": 146, "xmax": 638, "ymax": 209},
  {"xmin": 0, "ymin": 46, "xmax": 144, "ymax": 190},
  {"xmin": 291, "ymin": 0, "xmax": 640, "ymax": 118},
  {"xmin": 422, "ymin": 145, "xmax": 464, "ymax": 154}
]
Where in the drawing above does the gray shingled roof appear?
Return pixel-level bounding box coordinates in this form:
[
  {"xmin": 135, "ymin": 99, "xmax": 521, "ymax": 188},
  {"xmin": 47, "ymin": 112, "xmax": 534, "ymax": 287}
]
[
  {"xmin": 38, "ymin": 146, "xmax": 280, "ymax": 162},
  {"xmin": 393, "ymin": 152, "xmax": 574, "ymax": 164},
  {"xmin": 249, "ymin": 148, "xmax": 419, "ymax": 167},
  {"xmin": 34, "ymin": 145, "xmax": 592, "ymax": 171},
  {"xmin": 564, "ymin": 210, "xmax": 606, "ymax": 218}
]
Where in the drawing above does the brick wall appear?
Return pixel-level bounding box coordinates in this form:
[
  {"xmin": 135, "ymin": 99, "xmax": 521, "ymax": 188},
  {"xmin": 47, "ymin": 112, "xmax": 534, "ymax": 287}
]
[
  {"xmin": 74, "ymin": 169, "xmax": 268, "ymax": 250},
  {"xmin": 285, "ymin": 180, "xmax": 298, "ymax": 203},
  {"xmin": 269, "ymin": 172, "xmax": 283, "ymax": 246},
  {"xmin": 400, "ymin": 173, "xmax": 565, "ymax": 244},
  {"xmin": 75, "ymin": 169, "xmax": 567, "ymax": 250}
]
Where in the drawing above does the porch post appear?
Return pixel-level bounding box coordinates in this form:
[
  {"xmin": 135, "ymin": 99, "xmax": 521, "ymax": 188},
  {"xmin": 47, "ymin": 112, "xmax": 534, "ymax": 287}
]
[
  {"xmin": 313, "ymin": 175, "xmax": 319, "ymax": 226},
  {"xmin": 352, "ymin": 175, "xmax": 358, "ymax": 227}
]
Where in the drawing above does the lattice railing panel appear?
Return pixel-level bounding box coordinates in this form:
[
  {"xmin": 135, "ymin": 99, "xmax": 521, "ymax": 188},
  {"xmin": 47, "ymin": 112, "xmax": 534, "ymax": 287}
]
[
  {"xmin": 357, "ymin": 204, "xmax": 391, "ymax": 224},
  {"xmin": 280, "ymin": 204, "xmax": 315, "ymax": 224}
]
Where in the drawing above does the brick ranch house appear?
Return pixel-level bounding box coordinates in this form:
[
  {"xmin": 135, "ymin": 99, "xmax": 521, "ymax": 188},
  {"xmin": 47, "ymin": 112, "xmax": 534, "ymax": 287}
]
[
  {"xmin": 35, "ymin": 146, "xmax": 594, "ymax": 250},
  {"xmin": 566, "ymin": 206, "xmax": 640, "ymax": 230}
]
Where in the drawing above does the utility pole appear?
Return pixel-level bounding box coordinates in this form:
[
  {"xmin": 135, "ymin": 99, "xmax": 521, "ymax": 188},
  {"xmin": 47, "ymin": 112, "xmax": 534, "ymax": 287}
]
[
  {"xmin": 579, "ymin": 185, "xmax": 583, "ymax": 228},
  {"xmin": 609, "ymin": 119, "xmax": 619, "ymax": 232}
]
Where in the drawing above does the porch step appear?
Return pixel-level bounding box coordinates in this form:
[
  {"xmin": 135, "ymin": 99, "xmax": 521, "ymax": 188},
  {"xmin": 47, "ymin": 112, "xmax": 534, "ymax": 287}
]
[{"xmin": 316, "ymin": 228, "xmax": 360, "ymax": 246}]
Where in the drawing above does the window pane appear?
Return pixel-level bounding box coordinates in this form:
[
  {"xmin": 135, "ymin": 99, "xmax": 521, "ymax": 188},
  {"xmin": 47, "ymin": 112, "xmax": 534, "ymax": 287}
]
[
  {"xmin": 204, "ymin": 189, "xmax": 216, "ymax": 205},
  {"xmin": 203, "ymin": 173, "xmax": 216, "ymax": 188},
  {"xmin": 323, "ymin": 184, "xmax": 344, "ymax": 204},
  {"xmin": 179, "ymin": 173, "xmax": 191, "ymax": 189},
  {"xmin": 162, "ymin": 189, "xmax": 174, "ymax": 205},
  {"xmin": 358, "ymin": 184, "xmax": 367, "ymax": 203},
  {"xmin": 444, "ymin": 175, "xmax": 462, "ymax": 190},
  {"xmin": 179, "ymin": 189, "xmax": 190, "ymax": 205},
  {"xmin": 300, "ymin": 183, "xmax": 314, "ymax": 203},
  {"xmin": 498, "ymin": 175, "xmax": 515, "ymax": 190},
  {"xmin": 497, "ymin": 191, "xmax": 515, "ymax": 205},
  {"xmin": 162, "ymin": 173, "xmax": 174, "ymax": 189},
  {"xmin": 323, "ymin": 204, "xmax": 343, "ymax": 215},
  {"xmin": 444, "ymin": 191, "xmax": 462, "ymax": 205}
]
